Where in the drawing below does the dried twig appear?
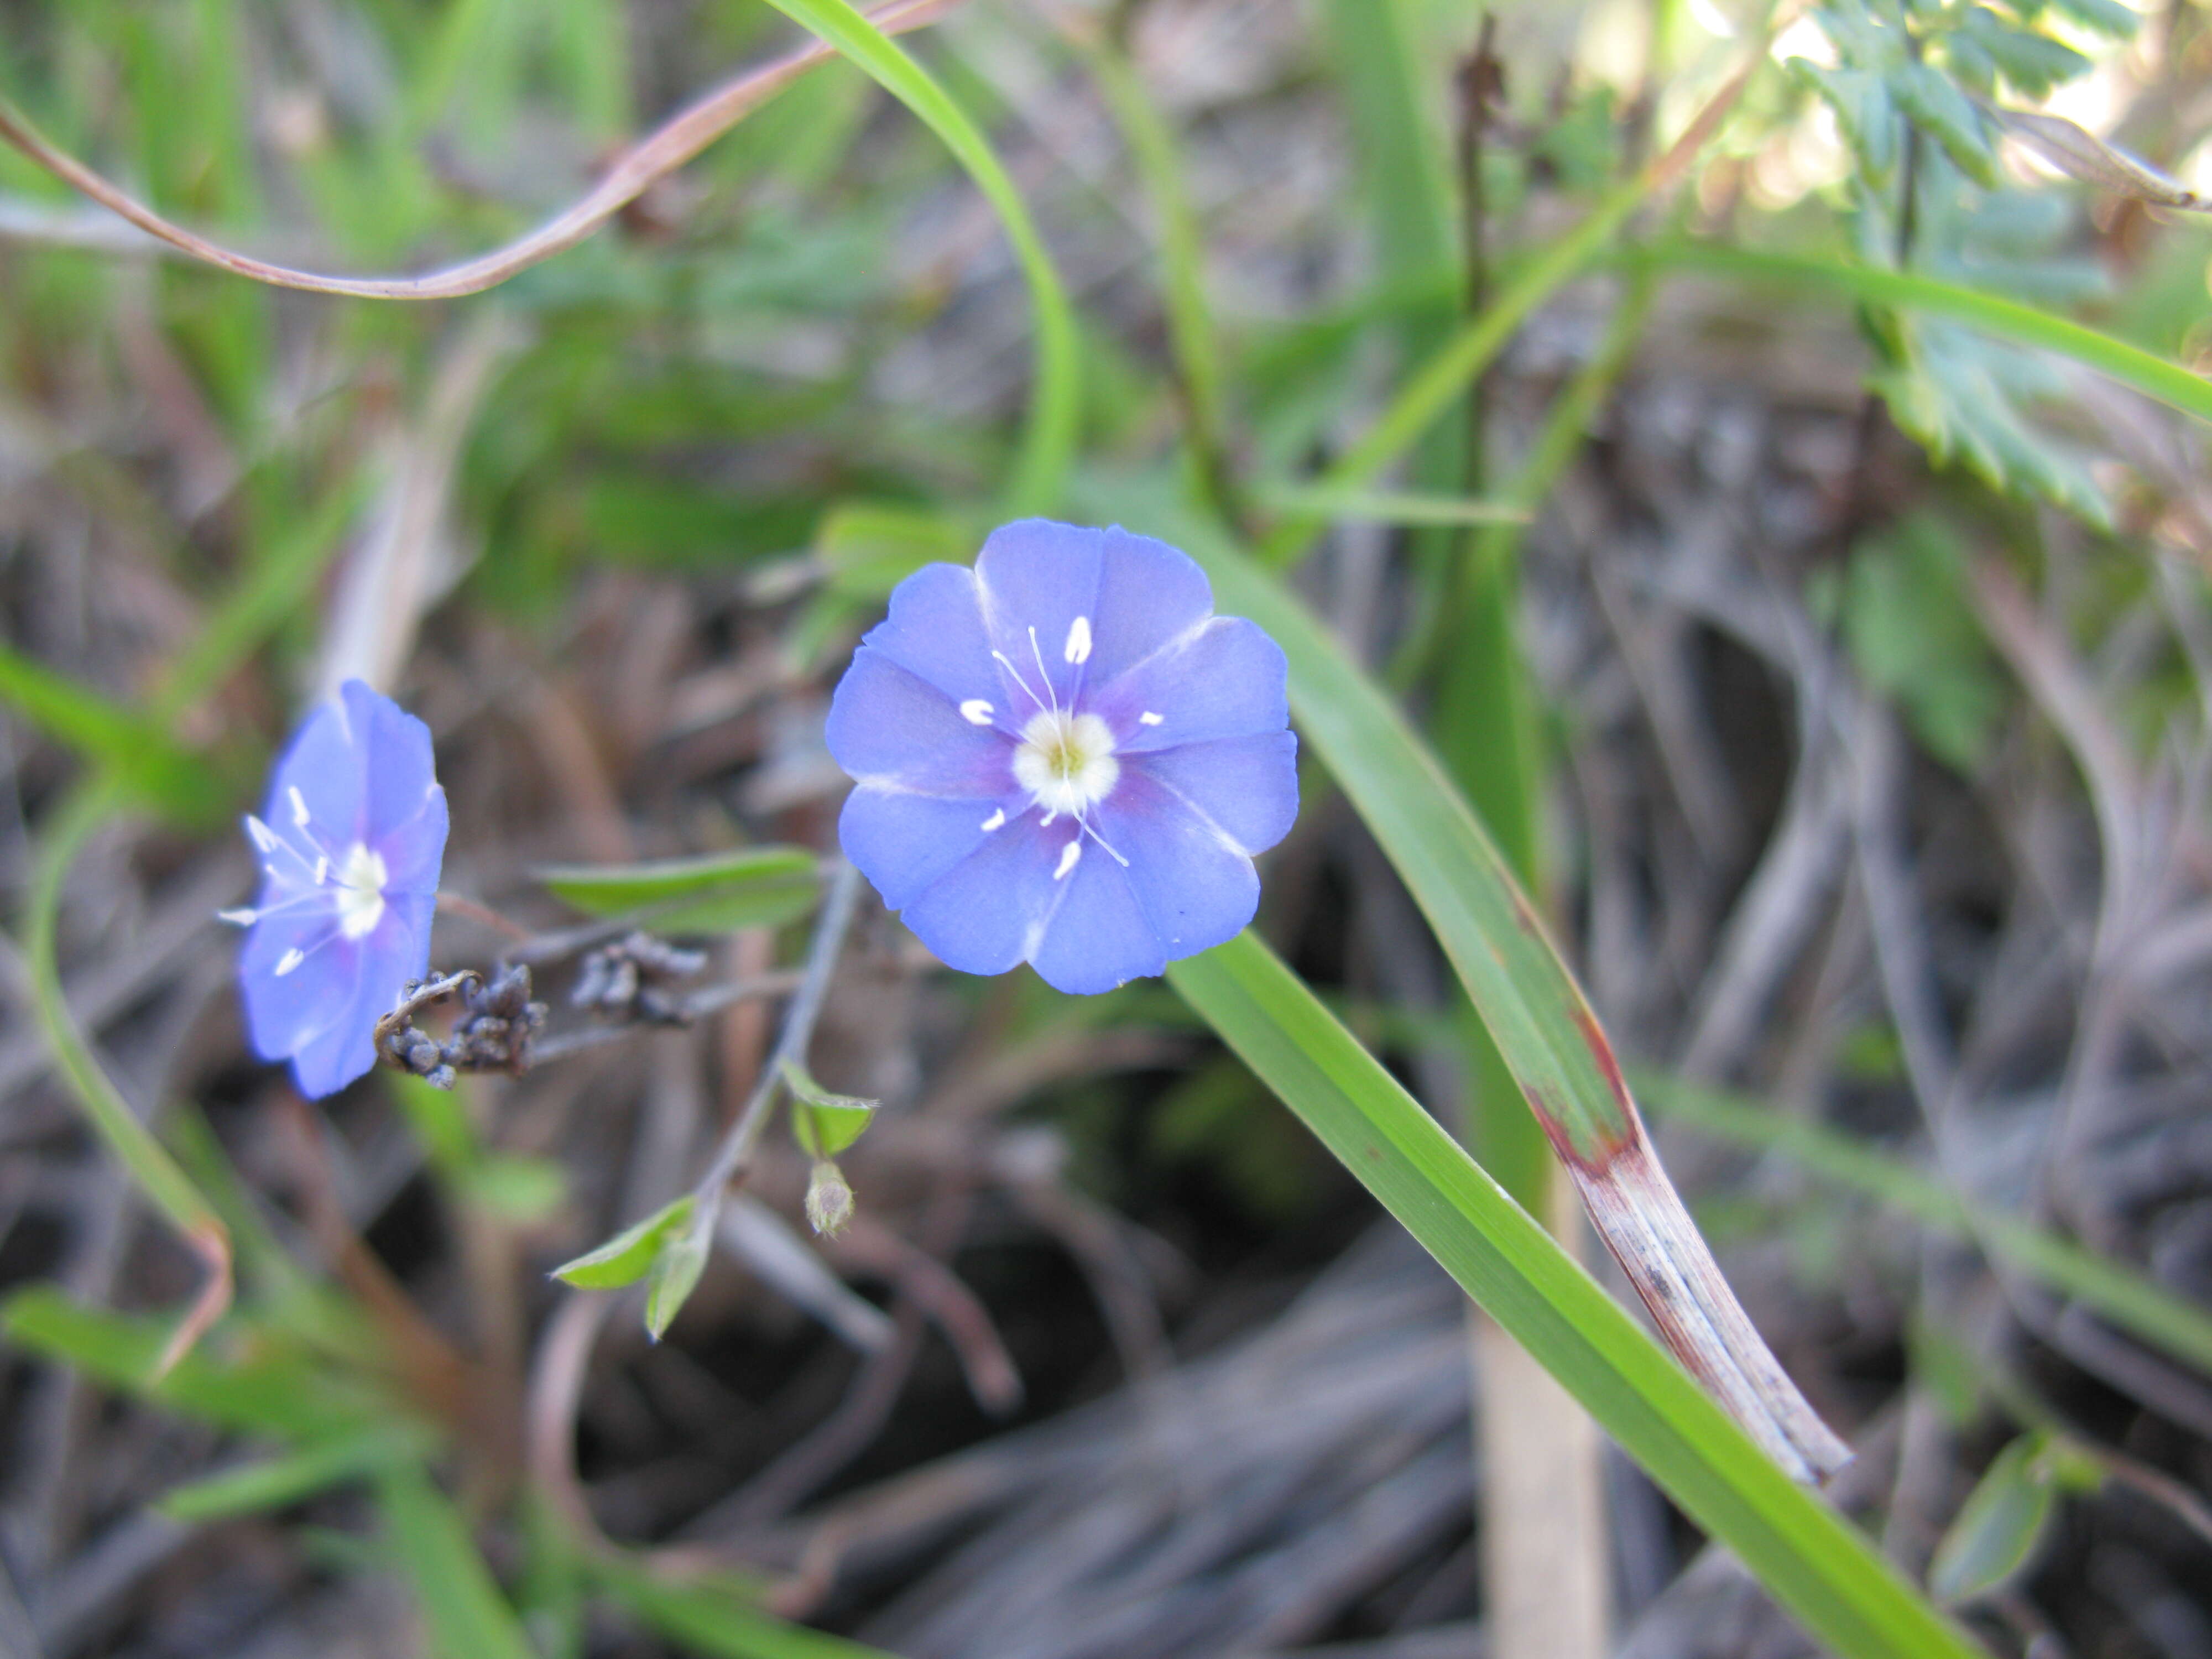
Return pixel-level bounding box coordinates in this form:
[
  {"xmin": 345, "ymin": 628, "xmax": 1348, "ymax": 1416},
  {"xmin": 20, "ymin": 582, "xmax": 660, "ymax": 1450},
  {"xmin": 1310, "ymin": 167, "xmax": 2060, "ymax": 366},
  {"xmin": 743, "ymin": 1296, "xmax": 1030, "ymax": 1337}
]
[{"xmin": 0, "ymin": 0, "xmax": 957, "ymax": 299}]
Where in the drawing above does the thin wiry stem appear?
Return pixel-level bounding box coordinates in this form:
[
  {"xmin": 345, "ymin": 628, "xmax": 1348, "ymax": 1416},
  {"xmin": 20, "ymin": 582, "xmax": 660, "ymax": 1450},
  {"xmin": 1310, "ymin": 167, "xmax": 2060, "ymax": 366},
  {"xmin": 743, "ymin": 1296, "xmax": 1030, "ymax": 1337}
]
[
  {"xmin": 0, "ymin": 0, "xmax": 956, "ymax": 300},
  {"xmin": 690, "ymin": 860, "xmax": 865, "ymax": 1218}
]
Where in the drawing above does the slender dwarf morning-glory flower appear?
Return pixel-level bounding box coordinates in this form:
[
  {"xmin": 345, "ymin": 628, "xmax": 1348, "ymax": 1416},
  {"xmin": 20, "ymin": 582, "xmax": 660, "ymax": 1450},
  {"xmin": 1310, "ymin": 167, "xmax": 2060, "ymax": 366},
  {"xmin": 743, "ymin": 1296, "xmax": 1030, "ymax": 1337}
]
[
  {"xmin": 827, "ymin": 520, "xmax": 1297, "ymax": 994},
  {"xmin": 224, "ymin": 680, "xmax": 448, "ymax": 1099}
]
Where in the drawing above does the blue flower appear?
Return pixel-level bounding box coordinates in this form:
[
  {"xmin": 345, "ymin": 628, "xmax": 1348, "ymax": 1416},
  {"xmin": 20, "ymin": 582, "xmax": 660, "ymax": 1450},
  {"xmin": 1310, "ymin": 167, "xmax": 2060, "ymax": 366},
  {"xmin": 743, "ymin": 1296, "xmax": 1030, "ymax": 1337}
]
[
  {"xmin": 827, "ymin": 520, "xmax": 1298, "ymax": 994},
  {"xmin": 224, "ymin": 680, "xmax": 449, "ymax": 1098}
]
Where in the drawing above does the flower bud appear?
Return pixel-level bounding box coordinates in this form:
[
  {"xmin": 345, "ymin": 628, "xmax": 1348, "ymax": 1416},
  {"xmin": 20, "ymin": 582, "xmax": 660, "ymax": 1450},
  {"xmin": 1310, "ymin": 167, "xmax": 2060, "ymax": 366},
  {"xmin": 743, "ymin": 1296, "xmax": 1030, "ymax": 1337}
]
[{"xmin": 804, "ymin": 1160, "xmax": 855, "ymax": 1237}]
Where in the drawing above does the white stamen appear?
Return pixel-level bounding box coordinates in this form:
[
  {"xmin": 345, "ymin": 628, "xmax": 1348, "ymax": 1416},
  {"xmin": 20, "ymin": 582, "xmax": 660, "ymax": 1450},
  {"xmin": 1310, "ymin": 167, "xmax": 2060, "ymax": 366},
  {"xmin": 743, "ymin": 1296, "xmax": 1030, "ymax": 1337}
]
[
  {"xmin": 1079, "ymin": 817, "xmax": 1130, "ymax": 867},
  {"xmin": 1026, "ymin": 627, "xmax": 1061, "ymax": 714},
  {"xmin": 959, "ymin": 698, "xmax": 995, "ymax": 726},
  {"xmin": 218, "ymin": 906, "xmax": 257, "ymax": 926},
  {"xmin": 1064, "ymin": 615, "xmax": 1092, "ymax": 665},
  {"xmin": 312, "ymin": 856, "xmax": 329, "ymax": 885},
  {"xmin": 288, "ymin": 785, "xmax": 312, "ymax": 829},
  {"xmin": 1053, "ymin": 840, "xmax": 1082, "ymax": 881},
  {"xmin": 982, "ymin": 808, "xmax": 1006, "ymax": 831},
  {"xmin": 992, "ymin": 650, "xmax": 1047, "ymax": 713},
  {"xmin": 275, "ymin": 947, "xmax": 306, "ymax": 977},
  {"xmin": 246, "ymin": 815, "xmax": 280, "ymax": 853},
  {"xmin": 1139, "ymin": 711, "xmax": 1164, "ymax": 726}
]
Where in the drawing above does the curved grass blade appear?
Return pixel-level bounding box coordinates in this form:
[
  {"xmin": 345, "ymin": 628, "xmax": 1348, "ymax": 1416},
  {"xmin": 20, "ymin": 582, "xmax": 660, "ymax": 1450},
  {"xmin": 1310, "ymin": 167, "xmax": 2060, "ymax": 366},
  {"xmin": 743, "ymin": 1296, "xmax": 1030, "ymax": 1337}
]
[
  {"xmin": 1137, "ymin": 501, "xmax": 1847, "ymax": 1480},
  {"xmin": 20, "ymin": 780, "xmax": 233, "ymax": 1373},
  {"xmin": 1168, "ymin": 932, "xmax": 1985, "ymax": 1659},
  {"xmin": 1641, "ymin": 242, "xmax": 2212, "ymax": 426},
  {"xmin": 756, "ymin": 0, "xmax": 1079, "ymax": 518}
]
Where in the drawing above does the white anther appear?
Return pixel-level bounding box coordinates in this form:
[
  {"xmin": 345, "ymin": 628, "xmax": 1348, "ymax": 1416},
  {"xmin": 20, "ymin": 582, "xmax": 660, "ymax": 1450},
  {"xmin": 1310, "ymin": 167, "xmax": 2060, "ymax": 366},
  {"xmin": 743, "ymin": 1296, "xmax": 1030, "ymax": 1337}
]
[
  {"xmin": 982, "ymin": 808, "xmax": 1006, "ymax": 831},
  {"xmin": 312, "ymin": 856, "xmax": 329, "ymax": 885},
  {"xmin": 1139, "ymin": 711, "xmax": 1164, "ymax": 726},
  {"xmin": 275, "ymin": 948, "xmax": 306, "ymax": 977},
  {"xmin": 959, "ymin": 698, "xmax": 995, "ymax": 726},
  {"xmin": 1064, "ymin": 615, "xmax": 1092, "ymax": 665},
  {"xmin": 1053, "ymin": 841, "xmax": 1082, "ymax": 881},
  {"xmin": 246, "ymin": 816, "xmax": 279, "ymax": 853},
  {"xmin": 288, "ymin": 785, "xmax": 312, "ymax": 828},
  {"xmin": 217, "ymin": 906, "xmax": 257, "ymax": 926}
]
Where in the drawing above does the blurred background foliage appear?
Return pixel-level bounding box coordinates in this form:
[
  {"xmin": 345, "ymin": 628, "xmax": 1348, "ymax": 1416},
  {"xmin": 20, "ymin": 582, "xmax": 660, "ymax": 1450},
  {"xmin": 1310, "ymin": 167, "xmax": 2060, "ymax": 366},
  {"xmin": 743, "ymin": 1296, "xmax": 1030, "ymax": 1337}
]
[{"xmin": 3, "ymin": 0, "xmax": 2212, "ymax": 1655}]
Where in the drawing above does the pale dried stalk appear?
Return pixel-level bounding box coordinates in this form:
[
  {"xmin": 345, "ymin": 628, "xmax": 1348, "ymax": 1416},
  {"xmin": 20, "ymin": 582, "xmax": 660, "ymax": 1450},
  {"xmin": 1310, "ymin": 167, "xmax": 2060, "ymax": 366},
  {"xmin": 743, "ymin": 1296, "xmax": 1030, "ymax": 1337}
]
[{"xmin": 0, "ymin": 0, "xmax": 956, "ymax": 300}]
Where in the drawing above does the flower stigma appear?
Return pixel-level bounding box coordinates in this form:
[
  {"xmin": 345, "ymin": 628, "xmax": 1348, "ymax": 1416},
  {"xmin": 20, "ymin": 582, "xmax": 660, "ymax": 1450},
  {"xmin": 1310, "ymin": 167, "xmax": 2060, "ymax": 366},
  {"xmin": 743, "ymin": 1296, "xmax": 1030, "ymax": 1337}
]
[{"xmin": 1013, "ymin": 709, "xmax": 1119, "ymax": 821}]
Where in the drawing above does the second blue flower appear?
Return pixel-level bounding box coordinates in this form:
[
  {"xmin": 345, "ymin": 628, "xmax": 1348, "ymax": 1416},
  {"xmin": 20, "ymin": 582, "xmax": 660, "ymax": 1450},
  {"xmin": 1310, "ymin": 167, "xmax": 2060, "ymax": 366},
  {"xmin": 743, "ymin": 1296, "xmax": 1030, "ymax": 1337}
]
[{"xmin": 827, "ymin": 520, "xmax": 1298, "ymax": 994}]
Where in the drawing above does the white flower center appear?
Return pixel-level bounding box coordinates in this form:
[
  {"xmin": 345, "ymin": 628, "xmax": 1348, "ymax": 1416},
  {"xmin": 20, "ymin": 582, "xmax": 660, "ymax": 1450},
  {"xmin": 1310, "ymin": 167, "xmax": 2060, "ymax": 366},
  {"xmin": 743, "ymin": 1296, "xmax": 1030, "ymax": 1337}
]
[
  {"xmin": 332, "ymin": 841, "xmax": 389, "ymax": 940},
  {"xmin": 1012, "ymin": 710, "xmax": 1118, "ymax": 820}
]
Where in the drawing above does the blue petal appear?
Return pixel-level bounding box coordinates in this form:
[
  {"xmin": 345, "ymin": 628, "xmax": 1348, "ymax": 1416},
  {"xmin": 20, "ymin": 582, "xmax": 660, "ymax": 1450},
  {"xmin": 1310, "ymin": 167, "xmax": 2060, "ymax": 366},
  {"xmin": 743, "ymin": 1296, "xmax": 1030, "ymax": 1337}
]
[
  {"xmin": 841, "ymin": 785, "xmax": 1026, "ymax": 911},
  {"xmin": 240, "ymin": 910, "xmax": 354, "ymax": 1068},
  {"xmin": 1085, "ymin": 526, "xmax": 1215, "ymax": 686},
  {"xmin": 826, "ymin": 649, "xmax": 1019, "ymax": 796},
  {"xmin": 898, "ymin": 814, "xmax": 1063, "ymax": 977},
  {"xmin": 265, "ymin": 692, "xmax": 368, "ymax": 846},
  {"xmin": 1029, "ymin": 846, "xmax": 1167, "ymax": 994},
  {"xmin": 1088, "ymin": 617, "xmax": 1289, "ymax": 753},
  {"xmin": 1128, "ymin": 732, "xmax": 1300, "ymax": 856},
  {"xmin": 291, "ymin": 899, "xmax": 432, "ymax": 1099},
  {"xmin": 859, "ymin": 562, "xmax": 1005, "ymax": 711},
  {"xmin": 973, "ymin": 520, "xmax": 1103, "ymax": 709},
  {"xmin": 1093, "ymin": 768, "xmax": 1261, "ymax": 962},
  {"xmin": 347, "ymin": 682, "xmax": 448, "ymax": 892}
]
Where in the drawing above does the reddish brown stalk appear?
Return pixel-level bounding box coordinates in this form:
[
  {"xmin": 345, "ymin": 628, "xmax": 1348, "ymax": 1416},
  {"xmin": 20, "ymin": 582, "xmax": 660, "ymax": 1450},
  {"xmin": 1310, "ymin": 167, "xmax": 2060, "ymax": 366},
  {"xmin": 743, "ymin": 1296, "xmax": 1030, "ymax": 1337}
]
[
  {"xmin": 0, "ymin": 0, "xmax": 956, "ymax": 300},
  {"xmin": 1534, "ymin": 1003, "xmax": 1850, "ymax": 1481}
]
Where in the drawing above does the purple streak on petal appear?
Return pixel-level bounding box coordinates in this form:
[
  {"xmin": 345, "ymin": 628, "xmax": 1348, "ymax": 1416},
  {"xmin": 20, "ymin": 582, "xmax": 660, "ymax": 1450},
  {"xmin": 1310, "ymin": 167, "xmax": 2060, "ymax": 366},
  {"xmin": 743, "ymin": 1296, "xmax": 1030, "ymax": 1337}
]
[
  {"xmin": 1029, "ymin": 850, "xmax": 1166, "ymax": 994},
  {"xmin": 1089, "ymin": 617, "xmax": 1289, "ymax": 752},
  {"xmin": 1083, "ymin": 528, "xmax": 1214, "ymax": 687},
  {"xmin": 973, "ymin": 520, "xmax": 1102, "ymax": 708},
  {"xmin": 856, "ymin": 563, "xmax": 1005, "ymax": 712},
  {"xmin": 1094, "ymin": 770, "xmax": 1261, "ymax": 960},
  {"xmin": 840, "ymin": 785, "xmax": 1026, "ymax": 911},
  {"xmin": 898, "ymin": 816, "xmax": 1063, "ymax": 977},
  {"xmin": 826, "ymin": 650, "xmax": 1018, "ymax": 796},
  {"xmin": 1129, "ymin": 732, "xmax": 1300, "ymax": 856}
]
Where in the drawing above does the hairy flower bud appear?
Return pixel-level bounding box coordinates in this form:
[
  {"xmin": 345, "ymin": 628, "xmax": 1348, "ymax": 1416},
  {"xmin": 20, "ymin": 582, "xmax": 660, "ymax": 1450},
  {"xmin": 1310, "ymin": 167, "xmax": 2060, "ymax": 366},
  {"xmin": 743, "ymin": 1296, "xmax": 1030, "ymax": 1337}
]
[{"xmin": 804, "ymin": 1160, "xmax": 855, "ymax": 1238}]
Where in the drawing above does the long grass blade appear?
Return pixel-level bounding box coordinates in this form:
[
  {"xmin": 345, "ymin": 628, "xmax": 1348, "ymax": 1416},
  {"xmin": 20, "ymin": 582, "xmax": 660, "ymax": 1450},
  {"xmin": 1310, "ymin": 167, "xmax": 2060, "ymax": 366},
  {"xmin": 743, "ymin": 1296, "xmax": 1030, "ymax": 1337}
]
[
  {"xmin": 1168, "ymin": 931, "xmax": 1984, "ymax": 1659},
  {"xmin": 756, "ymin": 0, "xmax": 1080, "ymax": 518}
]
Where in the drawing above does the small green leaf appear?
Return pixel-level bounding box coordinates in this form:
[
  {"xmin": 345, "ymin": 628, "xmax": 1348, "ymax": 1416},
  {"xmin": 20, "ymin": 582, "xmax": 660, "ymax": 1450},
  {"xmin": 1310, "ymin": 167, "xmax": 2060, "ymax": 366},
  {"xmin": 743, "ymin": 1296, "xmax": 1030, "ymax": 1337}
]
[
  {"xmin": 1892, "ymin": 62, "xmax": 2001, "ymax": 186},
  {"xmin": 1790, "ymin": 62, "xmax": 1899, "ymax": 187},
  {"xmin": 1958, "ymin": 13, "xmax": 2088, "ymax": 100},
  {"xmin": 537, "ymin": 846, "xmax": 820, "ymax": 933},
  {"xmin": 551, "ymin": 1196, "xmax": 696, "ymax": 1290},
  {"xmin": 644, "ymin": 1220, "xmax": 711, "ymax": 1342},
  {"xmin": 2041, "ymin": 0, "xmax": 2137, "ymax": 38},
  {"xmin": 1838, "ymin": 514, "xmax": 2007, "ymax": 771},
  {"xmin": 781, "ymin": 1061, "xmax": 879, "ymax": 1158},
  {"xmin": 1929, "ymin": 1435, "xmax": 2059, "ymax": 1603},
  {"xmin": 158, "ymin": 1426, "xmax": 430, "ymax": 1522}
]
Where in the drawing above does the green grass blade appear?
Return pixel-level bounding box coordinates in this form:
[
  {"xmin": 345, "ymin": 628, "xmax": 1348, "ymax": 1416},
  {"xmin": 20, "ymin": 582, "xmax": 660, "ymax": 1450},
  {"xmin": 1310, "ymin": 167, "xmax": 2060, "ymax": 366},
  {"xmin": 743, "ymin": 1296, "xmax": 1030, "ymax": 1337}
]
[
  {"xmin": 0, "ymin": 648, "xmax": 222, "ymax": 823},
  {"xmin": 1251, "ymin": 484, "xmax": 1527, "ymax": 526},
  {"xmin": 377, "ymin": 1466, "xmax": 537, "ymax": 1659},
  {"xmin": 1641, "ymin": 242, "xmax": 2212, "ymax": 426},
  {"xmin": 159, "ymin": 1425, "xmax": 432, "ymax": 1522},
  {"xmin": 1086, "ymin": 41, "xmax": 1229, "ymax": 498},
  {"xmin": 1258, "ymin": 172, "xmax": 1655, "ymax": 567},
  {"xmin": 756, "ymin": 0, "xmax": 1079, "ymax": 517},
  {"xmin": 1636, "ymin": 1071, "xmax": 2212, "ymax": 1378},
  {"xmin": 1169, "ymin": 932, "xmax": 1985, "ymax": 1659},
  {"xmin": 21, "ymin": 781, "xmax": 229, "ymax": 1263},
  {"xmin": 536, "ymin": 846, "xmax": 820, "ymax": 932},
  {"xmin": 591, "ymin": 1556, "xmax": 894, "ymax": 1658}
]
